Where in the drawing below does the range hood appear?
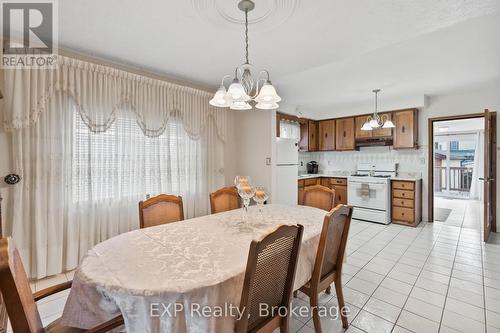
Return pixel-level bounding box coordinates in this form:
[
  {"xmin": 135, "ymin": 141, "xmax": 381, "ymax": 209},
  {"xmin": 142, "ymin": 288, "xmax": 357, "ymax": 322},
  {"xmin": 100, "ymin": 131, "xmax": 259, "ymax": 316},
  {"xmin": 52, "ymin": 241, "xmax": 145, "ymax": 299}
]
[{"xmin": 355, "ymin": 137, "xmax": 393, "ymax": 148}]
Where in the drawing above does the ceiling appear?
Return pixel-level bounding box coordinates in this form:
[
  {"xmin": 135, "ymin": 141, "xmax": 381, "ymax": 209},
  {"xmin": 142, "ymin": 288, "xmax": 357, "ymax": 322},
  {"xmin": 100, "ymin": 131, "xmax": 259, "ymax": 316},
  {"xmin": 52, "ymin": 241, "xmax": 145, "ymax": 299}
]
[{"xmin": 58, "ymin": 0, "xmax": 500, "ymax": 115}]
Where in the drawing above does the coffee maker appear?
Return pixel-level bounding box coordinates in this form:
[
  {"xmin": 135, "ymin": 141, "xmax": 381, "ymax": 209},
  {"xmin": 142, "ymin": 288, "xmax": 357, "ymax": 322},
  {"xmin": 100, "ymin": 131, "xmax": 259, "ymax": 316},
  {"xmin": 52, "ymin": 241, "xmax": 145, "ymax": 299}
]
[{"xmin": 306, "ymin": 161, "xmax": 319, "ymax": 174}]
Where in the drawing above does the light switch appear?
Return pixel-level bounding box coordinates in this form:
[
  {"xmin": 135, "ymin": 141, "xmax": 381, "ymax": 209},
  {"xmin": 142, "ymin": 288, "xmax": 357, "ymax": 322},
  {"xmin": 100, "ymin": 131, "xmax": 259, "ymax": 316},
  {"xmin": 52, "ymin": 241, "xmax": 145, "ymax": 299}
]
[{"xmin": 266, "ymin": 157, "xmax": 271, "ymax": 165}]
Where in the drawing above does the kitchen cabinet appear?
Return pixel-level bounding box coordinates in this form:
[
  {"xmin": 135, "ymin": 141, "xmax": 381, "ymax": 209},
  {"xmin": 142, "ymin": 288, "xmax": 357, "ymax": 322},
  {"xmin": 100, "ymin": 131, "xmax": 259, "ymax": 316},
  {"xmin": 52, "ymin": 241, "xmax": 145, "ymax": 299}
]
[
  {"xmin": 391, "ymin": 179, "xmax": 422, "ymax": 226},
  {"xmin": 298, "ymin": 178, "xmax": 320, "ymax": 204},
  {"xmin": 355, "ymin": 116, "xmax": 371, "ymax": 139},
  {"xmin": 318, "ymin": 119, "xmax": 335, "ymax": 151},
  {"xmin": 308, "ymin": 120, "xmax": 318, "ymax": 151},
  {"xmin": 393, "ymin": 109, "xmax": 418, "ymax": 149},
  {"xmin": 299, "ymin": 120, "xmax": 318, "ymax": 151},
  {"xmin": 335, "ymin": 117, "xmax": 355, "ymax": 150},
  {"xmin": 320, "ymin": 178, "xmax": 330, "ymax": 187},
  {"xmin": 298, "ymin": 180, "xmax": 304, "ymax": 205},
  {"xmin": 355, "ymin": 113, "xmax": 392, "ymax": 139},
  {"xmin": 330, "ymin": 177, "xmax": 347, "ymax": 205},
  {"xmin": 373, "ymin": 113, "xmax": 393, "ymax": 138}
]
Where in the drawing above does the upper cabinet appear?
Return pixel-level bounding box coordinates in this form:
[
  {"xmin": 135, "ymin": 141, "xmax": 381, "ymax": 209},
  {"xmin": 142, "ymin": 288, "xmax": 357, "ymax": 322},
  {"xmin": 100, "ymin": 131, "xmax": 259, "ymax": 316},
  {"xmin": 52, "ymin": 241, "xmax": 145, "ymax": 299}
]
[
  {"xmin": 335, "ymin": 117, "xmax": 355, "ymax": 150},
  {"xmin": 373, "ymin": 113, "xmax": 393, "ymax": 138},
  {"xmin": 308, "ymin": 120, "xmax": 318, "ymax": 151},
  {"xmin": 393, "ymin": 109, "xmax": 418, "ymax": 149},
  {"xmin": 299, "ymin": 119, "xmax": 318, "ymax": 151},
  {"xmin": 318, "ymin": 119, "xmax": 335, "ymax": 151},
  {"xmin": 355, "ymin": 113, "xmax": 393, "ymax": 139},
  {"xmin": 278, "ymin": 108, "xmax": 418, "ymax": 152},
  {"xmin": 355, "ymin": 116, "xmax": 371, "ymax": 139}
]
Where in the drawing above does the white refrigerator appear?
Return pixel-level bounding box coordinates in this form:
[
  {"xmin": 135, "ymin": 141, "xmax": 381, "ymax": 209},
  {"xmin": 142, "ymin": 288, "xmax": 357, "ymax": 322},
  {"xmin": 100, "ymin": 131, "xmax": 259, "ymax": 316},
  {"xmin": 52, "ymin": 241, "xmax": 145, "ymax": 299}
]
[{"xmin": 274, "ymin": 138, "xmax": 299, "ymax": 205}]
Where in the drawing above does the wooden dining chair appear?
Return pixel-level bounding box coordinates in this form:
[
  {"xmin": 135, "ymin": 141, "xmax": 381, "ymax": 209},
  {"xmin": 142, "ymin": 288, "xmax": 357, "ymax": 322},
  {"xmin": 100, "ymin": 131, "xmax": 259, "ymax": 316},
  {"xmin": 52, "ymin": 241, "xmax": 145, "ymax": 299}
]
[
  {"xmin": 0, "ymin": 237, "xmax": 124, "ymax": 333},
  {"xmin": 209, "ymin": 186, "xmax": 241, "ymax": 214},
  {"xmin": 303, "ymin": 185, "xmax": 335, "ymax": 211},
  {"xmin": 236, "ymin": 224, "xmax": 303, "ymax": 333},
  {"xmin": 295, "ymin": 205, "xmax": 353, "ymax": 332},
  {"xmin": 139, "ymin": 194, "xmax": 184, "ymax": 228}
]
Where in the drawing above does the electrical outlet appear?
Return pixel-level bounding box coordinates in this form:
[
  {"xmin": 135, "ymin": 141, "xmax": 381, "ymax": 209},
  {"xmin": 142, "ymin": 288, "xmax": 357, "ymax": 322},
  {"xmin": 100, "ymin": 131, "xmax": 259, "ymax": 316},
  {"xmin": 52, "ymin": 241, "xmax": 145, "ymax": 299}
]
[
  {"xmin": 300, "ymin": 161, "xmax": 303, "ymax": 166},
  {"xmin": 266, "ymin": 157, "xmax": 271, "ymax": 166}
]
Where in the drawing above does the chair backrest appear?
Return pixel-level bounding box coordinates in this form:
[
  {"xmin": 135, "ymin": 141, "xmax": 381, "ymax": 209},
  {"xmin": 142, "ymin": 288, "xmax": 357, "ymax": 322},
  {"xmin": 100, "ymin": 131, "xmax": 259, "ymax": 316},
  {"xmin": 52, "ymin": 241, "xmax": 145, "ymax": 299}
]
[
  {"xmin": 303, "ymin": 185, "xmax": 335, "ymax": 211},
  {"xmin": 0, "ymin": 238, "xmax": 43, "ymax": 333},
  {"xmin": 237, "ymin": 224, "xmax": 304, "ymax": 333},
  {"xmin": 139, "ymin": 194, "xmax": 184, "ymax": 229},
  {"xmin": 209, "ymin": 187, "xmax": 241, "ymax": 214},
  {"xmin": 312, "ymin": 205, "xmax": 352, "ymax": 284}
]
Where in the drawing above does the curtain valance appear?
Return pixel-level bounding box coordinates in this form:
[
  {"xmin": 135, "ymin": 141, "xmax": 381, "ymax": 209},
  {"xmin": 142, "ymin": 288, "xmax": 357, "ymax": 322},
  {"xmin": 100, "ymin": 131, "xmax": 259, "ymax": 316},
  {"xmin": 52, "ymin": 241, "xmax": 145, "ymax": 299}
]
[{"xmin": 2, "ymin": 56, "xmax": 227, "ymax": 141}]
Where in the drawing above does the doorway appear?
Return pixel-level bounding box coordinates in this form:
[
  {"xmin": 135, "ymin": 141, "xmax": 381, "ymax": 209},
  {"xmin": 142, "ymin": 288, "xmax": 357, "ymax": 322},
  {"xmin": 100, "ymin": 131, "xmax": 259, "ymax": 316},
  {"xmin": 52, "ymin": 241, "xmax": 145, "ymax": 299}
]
[{"xmin": 428, "ymin": 111, "xmax": 497, "ymax": 241}]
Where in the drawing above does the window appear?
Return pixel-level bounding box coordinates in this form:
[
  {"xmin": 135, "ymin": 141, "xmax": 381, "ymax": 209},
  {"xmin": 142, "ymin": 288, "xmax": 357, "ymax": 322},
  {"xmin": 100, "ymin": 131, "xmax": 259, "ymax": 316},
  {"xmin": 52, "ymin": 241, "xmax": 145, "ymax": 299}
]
[
  {"xmin": 280, "ymin": 120, "xmax": 300, "ymax": 139},
  {"xmin": 72, "ymin": 109, "xmax": 199, "ymax": 202}
]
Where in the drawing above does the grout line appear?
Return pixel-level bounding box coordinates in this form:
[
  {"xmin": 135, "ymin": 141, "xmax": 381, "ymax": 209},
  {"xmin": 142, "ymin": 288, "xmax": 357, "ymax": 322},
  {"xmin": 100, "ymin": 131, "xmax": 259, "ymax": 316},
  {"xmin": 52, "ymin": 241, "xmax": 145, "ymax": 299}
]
[
  {"xmin": 435, "ymin": 210, "xmax": 466, "ymax": 333},
  {"xmin": 345, "ymin": 224, "xmax": 422, "ymax": 328},
  {"xmin": 390, "ymin": 222, "xmax": 453, "ymax": 332}
]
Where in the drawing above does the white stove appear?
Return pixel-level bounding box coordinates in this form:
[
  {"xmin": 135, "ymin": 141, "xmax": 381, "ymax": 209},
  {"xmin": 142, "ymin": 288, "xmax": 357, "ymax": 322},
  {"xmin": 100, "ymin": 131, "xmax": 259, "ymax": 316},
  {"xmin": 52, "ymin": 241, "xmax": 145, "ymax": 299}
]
[{"xmin": 348, "ymin": 163, "xmax": 398, "ymax": 224}]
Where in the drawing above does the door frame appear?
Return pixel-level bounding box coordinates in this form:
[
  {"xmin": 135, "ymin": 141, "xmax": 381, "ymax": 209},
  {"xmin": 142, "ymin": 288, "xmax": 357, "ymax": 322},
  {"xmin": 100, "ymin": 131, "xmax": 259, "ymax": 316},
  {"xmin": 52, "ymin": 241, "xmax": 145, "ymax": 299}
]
[{"xmin": 427, "ymin": 112, "xmax": 496, "ymax": 232}]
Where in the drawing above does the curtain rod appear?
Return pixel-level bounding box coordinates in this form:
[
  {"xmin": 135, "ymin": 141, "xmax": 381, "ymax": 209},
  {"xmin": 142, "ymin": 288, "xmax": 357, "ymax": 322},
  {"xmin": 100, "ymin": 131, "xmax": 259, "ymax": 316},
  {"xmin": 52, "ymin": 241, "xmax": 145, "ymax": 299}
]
[{"xmin": 58, "ymin": 47, "xmax": 215, "ymax": 94}]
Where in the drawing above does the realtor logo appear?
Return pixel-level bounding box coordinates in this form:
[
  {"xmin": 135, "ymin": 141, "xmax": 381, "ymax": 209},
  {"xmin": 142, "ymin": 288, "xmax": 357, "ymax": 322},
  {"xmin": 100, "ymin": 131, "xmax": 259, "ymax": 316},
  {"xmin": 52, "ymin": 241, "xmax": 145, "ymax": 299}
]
[{"xmin": 1, "ymin": 0, "xmax": 58, "ymax": 68}]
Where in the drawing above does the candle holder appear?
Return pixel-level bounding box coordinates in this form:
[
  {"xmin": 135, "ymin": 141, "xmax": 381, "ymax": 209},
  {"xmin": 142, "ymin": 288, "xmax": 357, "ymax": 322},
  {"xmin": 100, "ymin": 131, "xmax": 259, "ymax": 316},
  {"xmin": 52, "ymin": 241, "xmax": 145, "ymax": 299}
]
[
  {"xmin": 253, "ymin": 186, "xmax": 268, "ymax": 216},
  {"xmin": 234, "ymin": 176, "xmax": 255, "ymax": 220}
]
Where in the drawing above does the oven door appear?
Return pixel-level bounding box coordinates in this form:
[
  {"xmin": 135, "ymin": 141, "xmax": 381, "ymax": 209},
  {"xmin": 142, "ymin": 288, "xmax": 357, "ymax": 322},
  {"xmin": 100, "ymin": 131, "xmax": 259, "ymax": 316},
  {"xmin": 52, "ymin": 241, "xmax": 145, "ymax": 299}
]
[{"xmin": 348, "ymin": 180, "xmax": 388, "ymax": 211}]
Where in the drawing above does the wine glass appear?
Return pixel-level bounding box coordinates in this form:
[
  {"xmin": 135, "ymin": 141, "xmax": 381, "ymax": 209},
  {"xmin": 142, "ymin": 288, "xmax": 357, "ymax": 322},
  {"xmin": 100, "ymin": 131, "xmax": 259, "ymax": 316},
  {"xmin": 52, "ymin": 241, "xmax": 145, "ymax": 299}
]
[{"xmin": 253, "ymin": 186, "xmax": 269, "ymax": 214}]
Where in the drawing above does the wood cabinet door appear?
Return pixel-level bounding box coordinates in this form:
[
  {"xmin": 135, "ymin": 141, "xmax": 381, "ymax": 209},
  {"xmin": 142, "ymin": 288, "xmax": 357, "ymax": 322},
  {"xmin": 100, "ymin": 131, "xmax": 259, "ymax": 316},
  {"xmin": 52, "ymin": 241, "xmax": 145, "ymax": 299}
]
[
  {"xmin": 355, "ymin": 116, "xmax": 371, "ymax": 139},
  {"xmin": 372, "ymin": 112, "xmax": 393, "ymax": 137},
  {"xmin": 393, "ymin": 110, "xmax": 416, "ymax": 149},
  {"xmin": 318, "ymin": 120, "xmax": 335, "ymax": 151},
  {"xmin": 299, "ymin": 121, "xmax": 309, "ymax": 151},
  {"xmin": 298, "ymin": 186, "xmax": 304, "ymax": 205},
  {"xmin": 335, "ymin": 117, "xmax": 355, "ymax": 150},
  {"xmin": 308, "ymin": 120, "xmax": 318, "ymax": 151},
  {"xmin": 333, "ymin": 185, "xmax": 347, "ymax": 205},
  {"xmin": 320, "ymin": 178, "xmax": 330, "ymax": 187}
]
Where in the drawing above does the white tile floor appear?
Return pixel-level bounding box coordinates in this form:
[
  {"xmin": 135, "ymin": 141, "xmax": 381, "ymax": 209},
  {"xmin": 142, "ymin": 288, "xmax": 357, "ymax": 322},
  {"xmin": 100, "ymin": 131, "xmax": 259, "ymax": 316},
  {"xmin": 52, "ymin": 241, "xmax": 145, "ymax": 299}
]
[
  {"xmin": 435, "ymin": 197, "xmax": 483, "ymax": 230},
  {"xmin": 10, "ymin": 218, "xmax": 500, "ymax": 333}
]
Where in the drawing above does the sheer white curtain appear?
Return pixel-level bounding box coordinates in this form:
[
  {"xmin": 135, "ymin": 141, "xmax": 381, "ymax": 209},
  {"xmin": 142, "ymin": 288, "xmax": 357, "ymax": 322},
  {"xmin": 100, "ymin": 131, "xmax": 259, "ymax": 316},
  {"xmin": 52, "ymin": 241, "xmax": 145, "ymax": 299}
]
[
  {"xmin": 10, "ymin": 92, "xmax": 224, "ymax": 278},
  {"xmin": 469, "ymin": 131, "xmax": 484, "ymax": 200},
  {"xmin": 4, "ymin": 57, "xmax": 226, "ymax": 279},
  {"xmin": 280, "ymin": 120, "xmax": 300, "ymax": 139}
]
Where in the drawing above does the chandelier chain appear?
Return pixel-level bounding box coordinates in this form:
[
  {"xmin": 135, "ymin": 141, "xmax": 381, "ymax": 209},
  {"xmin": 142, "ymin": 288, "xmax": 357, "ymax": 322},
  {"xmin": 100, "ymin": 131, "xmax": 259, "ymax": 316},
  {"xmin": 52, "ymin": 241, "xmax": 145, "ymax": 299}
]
[{"xmin": 245, "ymin": 9, "xmax": 249, "ymax": 64}]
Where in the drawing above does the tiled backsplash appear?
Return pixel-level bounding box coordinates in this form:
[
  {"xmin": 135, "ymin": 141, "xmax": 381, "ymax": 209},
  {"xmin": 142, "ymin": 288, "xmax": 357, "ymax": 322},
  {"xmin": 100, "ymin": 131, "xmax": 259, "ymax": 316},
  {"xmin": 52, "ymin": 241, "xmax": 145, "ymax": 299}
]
[{"xmin": 299, "ymin": 146, "xmax": 426, "ymax": 178}]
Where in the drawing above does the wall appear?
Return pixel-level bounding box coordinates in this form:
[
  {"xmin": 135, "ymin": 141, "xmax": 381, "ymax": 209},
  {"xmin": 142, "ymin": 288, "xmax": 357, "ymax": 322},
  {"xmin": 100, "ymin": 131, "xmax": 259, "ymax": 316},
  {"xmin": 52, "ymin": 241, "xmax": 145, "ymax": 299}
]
[
  {"xmin": 223, "ymin": 110, "xmax": 275, "ymax": 200},
  {"xmin": 299, "ymin": 79, "xmax": 500, "ymax": 222}
]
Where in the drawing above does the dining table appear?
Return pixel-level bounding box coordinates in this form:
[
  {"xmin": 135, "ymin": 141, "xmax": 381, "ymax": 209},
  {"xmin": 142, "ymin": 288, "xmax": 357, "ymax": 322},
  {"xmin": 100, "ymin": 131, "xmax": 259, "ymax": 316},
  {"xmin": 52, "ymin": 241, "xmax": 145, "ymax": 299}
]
[{"xmin": 61, "ymin": 204, "xmax": 326, "ymax": 332}]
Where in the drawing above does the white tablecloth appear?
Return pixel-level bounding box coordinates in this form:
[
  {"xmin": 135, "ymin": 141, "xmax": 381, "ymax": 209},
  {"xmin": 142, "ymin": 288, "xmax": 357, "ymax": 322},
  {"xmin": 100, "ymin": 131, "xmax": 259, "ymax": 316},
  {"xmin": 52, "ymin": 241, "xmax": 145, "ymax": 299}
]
[{"xmin": 61, "ymin": 204, "xmax": 325, "ymax": 332}]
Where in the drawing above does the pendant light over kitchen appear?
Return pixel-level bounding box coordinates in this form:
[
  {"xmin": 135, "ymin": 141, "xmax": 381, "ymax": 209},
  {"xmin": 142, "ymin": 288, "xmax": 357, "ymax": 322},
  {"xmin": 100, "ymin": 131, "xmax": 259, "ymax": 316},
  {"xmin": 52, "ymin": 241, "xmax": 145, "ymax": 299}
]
[
  {"xmin": 209, "ymin": 0, "xmax": 281, "ymax": 110},
  {"xmin": 361, "ymin": 89, "xmax": 395, "ymax": 131}
]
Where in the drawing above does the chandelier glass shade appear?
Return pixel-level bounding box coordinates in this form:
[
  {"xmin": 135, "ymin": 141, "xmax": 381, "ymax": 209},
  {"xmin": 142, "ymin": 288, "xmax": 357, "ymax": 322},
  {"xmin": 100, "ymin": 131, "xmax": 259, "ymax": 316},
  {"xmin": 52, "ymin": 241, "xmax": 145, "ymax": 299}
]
[
  {"xmin": 209, "ymin": 0, "xmax": 281, "ymax": 111},
  {"xmin": 361, "ymin": 89, "xmax": 395, "ymax": 131}
]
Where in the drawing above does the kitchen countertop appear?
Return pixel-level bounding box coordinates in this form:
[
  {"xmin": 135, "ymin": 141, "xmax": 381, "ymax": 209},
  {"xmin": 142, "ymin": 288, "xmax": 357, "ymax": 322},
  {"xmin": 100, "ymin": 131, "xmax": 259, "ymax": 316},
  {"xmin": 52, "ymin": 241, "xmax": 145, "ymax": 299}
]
[
  {"xmin": 298, "ymin": 173, "xmax": 349, "ymax": 180},
  {"xmin": 298, "ymin": 174, "xmax": 422, "ymax": 181},
  {"xmin": 390, "ymin": 176, "xmax": 422, "ymax": 181}
]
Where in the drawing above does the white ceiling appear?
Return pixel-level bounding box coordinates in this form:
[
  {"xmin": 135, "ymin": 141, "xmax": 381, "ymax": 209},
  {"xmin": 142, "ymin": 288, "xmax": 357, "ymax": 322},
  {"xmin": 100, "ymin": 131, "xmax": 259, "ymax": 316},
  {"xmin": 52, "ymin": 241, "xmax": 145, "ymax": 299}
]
[{"xmin": 58, "ymin": 0, "xmax": 500, "ymax": 114}]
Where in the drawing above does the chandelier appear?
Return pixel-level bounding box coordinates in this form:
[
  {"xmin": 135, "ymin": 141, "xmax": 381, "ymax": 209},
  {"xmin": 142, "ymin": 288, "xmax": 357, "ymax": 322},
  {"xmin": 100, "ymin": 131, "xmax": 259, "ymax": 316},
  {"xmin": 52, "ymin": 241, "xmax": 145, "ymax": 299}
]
[
  {"xmin": 361, "ymin": 89, "xmax": 395, "ymax": 131},
  {"xmin": 209, "ymin": 0, "xmax": 281, "ymax": 110}
]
